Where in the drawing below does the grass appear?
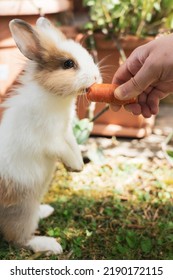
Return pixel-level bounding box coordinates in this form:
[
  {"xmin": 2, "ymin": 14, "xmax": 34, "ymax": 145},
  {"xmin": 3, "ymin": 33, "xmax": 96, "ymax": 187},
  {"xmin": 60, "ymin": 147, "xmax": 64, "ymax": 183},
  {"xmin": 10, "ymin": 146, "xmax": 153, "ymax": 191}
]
[{"xmin": 0, "ymin": 149, "xmax": 173, "ymax": 260}]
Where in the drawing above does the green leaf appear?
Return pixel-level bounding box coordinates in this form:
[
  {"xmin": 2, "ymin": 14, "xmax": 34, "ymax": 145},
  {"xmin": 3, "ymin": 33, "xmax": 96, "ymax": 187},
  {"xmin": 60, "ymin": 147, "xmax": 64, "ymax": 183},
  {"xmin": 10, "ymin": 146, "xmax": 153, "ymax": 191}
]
[
  {"xmin": 146, "ymin": 12, "xmax": 152, "ymax": 22},
  {"xmin": 141, "ymin": 238, "xmax": 152, "ymax": 253},
  {"xmin": 84, "ymin": 0, "xmax": 95, "ymax": 7},
  {"xmin": 154, "ymin": 2, "xmax": 161, "ymax": 12},
  {"xmin": 104, "ymin": 207, "xmax": 114, "ymax": 216},
  {"xmin": 47, "ymin": 227, "xmax": 61, "ymax": 237},
  {"xmin": 117, "ymin": 244, "xmax": 128, "ymax": 254},
  {"xmin": 97, "ymin": 18, "xmax": 105, "ymax": 26},
  {"xmin": 126, "ymin": 231, "xmax": 138, "ymax": 249},
  {"xmin": 73, "ymin": 118, "xmax": 93, "ymax": 144},
  {"xmin": 84, "ymin": 22, "xmax": 94, "ymax": 30},
  {"xmin": 166, "ymin": 150, "xmax": 173, "ymax": 158},
  {"xmin": 47, "ymin": 229, "xmax": 54, "ymax": 237},
  {"xmin": 126, "ymin": 236, "xmax": 135, "ymax": 248},
  {"xmin": 86, "ymin": 229, "xmax": 93, "ymax": 237},
  {"xmin": 167, "ymin": 234, "xmax": 173, "ymax": 242}
]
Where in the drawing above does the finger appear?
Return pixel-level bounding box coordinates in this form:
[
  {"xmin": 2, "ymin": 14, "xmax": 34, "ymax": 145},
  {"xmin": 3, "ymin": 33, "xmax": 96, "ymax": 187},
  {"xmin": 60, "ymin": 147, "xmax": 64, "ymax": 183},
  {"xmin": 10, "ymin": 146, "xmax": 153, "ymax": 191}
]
[
  {"xmin": 138, "ymin": 91, "xmax": 147, "ymax": 104},
  {"xmin": 124, "ymin": 103, "xmax": 142, "ymax": 115},
  {"xmin": 114, "ymin": 58, "xmax": 158, "ymax": 100},
  {"xmin": 110, "ymin": 104, "xmax": 121, "ymax": 112},
  {"xmin": 140, "ymin": 103, "xmax": 152, "ymax": 118},
  {"xmin": 125, "ymin": 103, "xmax": 152, "ymax": 118},
  {"xmin": 138, "ymin": 86, "xmax": 153, "ymax": 104},
  {"xmin": 146, "ymin": 88, "xmax": 168, "ymax": 115},
  {"xmin": 112, "ymin": 55, "xmax": 143, "ymax": 86},
  {"xmin": 147, "ymin": 93, "xmax": 160, "ymax": 115},
  {"xmin": 112, "ymin": 62, "xmax": 133, "ymax": 85}
]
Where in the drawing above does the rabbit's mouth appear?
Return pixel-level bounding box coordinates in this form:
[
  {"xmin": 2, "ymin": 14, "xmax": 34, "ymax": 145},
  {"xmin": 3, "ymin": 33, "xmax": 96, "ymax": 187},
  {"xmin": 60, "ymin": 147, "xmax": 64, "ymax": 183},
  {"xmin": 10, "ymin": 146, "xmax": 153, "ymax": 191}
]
[
  {"xmin": 77, "ymin": 88, "xmax": 89, "ymax": 96},
  {"xmin": 78, "ymin": 83, "xmax": 96, "ymax": 95}
]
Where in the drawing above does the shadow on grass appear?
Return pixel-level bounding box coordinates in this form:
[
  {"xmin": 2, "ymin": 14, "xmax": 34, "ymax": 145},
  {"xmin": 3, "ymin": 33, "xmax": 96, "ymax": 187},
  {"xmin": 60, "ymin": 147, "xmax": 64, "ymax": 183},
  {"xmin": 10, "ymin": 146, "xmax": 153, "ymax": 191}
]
[
  {"xmin": 46, "ymin": 193, "xmax": 173, "ymax": 260},
  {"xmin": 1, "ymin": 189, "xmax": 173, "ymax": 260}
]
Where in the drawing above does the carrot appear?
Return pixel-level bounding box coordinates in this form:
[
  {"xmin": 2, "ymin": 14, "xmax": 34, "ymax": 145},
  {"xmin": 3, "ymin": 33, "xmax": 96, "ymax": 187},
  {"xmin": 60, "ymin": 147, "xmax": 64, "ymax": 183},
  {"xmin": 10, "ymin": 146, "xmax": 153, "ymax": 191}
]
[{"xmin": 86, "ymin": 83, "xmax": 136, "ymax": 106}]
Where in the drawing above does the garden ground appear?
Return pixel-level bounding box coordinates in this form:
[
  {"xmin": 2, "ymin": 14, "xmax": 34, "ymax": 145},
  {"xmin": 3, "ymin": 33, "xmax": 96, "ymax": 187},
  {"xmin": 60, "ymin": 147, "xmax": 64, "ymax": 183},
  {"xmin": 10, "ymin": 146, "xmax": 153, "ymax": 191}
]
[{"xmin": 0, "ymin": 104, "xmax": 173, "ymax": 260}]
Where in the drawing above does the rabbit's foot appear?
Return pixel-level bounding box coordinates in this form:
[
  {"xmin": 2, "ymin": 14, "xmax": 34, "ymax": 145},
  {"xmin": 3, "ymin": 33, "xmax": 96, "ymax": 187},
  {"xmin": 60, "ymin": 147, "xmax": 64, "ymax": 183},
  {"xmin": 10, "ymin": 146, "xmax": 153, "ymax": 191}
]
[
  {"xmin": 26, "ymin": 236, "xmax": 63, "ymax": 255},
  {"xmin": 65, "ymin": 155, "xmax": 84, "ymax": 172},
  {"xmin": 66, "ymin": 162, "xmax": 84, "ymax": 172},
  {"xmin": 39, "ymin": 204, "xmax": 54, "ymax": 219}
]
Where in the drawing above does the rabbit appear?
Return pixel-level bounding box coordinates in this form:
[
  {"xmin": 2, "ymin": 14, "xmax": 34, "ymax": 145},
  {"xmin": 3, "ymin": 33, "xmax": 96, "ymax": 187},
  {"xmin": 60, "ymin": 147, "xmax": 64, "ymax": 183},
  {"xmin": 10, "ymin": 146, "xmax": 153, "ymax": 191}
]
[{"xmin": 0, "ymin": 17, "xmax": 102, "ymax": 255}]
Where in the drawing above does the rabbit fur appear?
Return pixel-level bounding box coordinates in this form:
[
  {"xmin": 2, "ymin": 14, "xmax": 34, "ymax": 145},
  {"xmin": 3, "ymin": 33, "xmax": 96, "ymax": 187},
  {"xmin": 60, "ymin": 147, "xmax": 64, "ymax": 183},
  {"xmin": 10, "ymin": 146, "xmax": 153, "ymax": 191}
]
[{"xmin": 0, "ymin": 17, "xmax": 102, "ymax": 255}]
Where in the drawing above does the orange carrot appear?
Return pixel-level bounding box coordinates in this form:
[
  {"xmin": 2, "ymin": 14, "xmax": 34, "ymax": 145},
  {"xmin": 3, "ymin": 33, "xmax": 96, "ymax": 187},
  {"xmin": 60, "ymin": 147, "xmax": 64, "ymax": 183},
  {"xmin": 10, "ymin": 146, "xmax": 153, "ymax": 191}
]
[{"xmin": 87, "ymin": 83, "xmax": 136, "ymax": 106}]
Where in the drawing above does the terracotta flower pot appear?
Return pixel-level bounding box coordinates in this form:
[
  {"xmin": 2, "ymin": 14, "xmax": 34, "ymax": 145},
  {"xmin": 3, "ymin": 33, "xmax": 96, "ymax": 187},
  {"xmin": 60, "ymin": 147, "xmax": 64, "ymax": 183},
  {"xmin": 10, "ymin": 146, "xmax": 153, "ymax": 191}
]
[
  {"xmin": 0, "ymin": 0, "xmax": 72, "ymax": 96},
  {"xmin": 70, "ymin": 0, "xmax": 88, "ymax": 13},
  {"xmin": 0, "ymin": 0, "xmax": 72, "ymax": 16},
  {"xmin": 77, "ymin": 33, "xmax": 155, "ymax": 138}
]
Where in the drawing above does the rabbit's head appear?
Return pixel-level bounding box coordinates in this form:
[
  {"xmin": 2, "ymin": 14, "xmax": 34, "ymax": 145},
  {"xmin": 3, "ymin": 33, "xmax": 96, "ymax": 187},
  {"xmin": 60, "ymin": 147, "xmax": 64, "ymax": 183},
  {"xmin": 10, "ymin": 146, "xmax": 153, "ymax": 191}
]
[{"xmin": 9, "ymin": 17, "xmax": 102, "ymax": 96}]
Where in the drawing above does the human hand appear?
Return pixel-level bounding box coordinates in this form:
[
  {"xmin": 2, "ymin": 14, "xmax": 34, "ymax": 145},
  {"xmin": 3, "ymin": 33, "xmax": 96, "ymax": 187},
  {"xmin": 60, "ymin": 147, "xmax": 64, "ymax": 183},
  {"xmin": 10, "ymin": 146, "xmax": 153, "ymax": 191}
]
[{"xmin": 111, "ymin": 33, "xmax": 173, "ymax": 118}]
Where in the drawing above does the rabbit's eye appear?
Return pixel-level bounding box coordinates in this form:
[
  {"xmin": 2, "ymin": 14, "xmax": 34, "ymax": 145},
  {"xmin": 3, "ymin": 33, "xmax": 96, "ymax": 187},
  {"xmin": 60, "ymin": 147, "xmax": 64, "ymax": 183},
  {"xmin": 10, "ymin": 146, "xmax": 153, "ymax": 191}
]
[{"xmin": 63, "ymin": 59, "xmax": 75, "ymax": 69}]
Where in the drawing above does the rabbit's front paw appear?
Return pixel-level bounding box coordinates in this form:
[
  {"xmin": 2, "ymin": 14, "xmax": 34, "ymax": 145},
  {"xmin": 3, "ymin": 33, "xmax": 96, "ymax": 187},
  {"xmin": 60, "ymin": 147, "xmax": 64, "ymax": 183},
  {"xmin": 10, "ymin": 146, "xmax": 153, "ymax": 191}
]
[
  {"xmin": 66, "ymin": 159, "xmax": 84, "ymax": 172},
  {"xmin": 26, "ymin": 236, "xmax": 63, "ymax": 255},
  {"xmin": 39, "ymin": 204, "xmax": 54, "ymax": 219}
]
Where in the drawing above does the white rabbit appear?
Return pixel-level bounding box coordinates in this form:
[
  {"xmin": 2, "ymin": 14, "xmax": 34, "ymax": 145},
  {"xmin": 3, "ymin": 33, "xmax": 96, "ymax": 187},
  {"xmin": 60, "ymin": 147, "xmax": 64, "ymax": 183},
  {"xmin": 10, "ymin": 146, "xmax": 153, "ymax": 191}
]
[{"xmin": 0, "ymin": 17, "xmax": 102, "ymax": 255}]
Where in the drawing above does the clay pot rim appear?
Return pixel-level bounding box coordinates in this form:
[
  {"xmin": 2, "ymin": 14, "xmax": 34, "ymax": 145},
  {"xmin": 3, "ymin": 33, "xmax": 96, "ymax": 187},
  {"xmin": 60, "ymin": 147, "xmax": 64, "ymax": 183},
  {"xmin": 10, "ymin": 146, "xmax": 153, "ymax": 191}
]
[{"xmin": 93, "ymin": 33, "xmax": 154, "ymax": 50}]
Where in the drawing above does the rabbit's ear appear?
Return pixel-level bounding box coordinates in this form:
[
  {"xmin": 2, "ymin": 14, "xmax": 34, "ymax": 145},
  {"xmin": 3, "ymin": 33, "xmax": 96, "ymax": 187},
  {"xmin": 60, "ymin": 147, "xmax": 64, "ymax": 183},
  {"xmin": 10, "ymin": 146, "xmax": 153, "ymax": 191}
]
[
  {"xmin": 36, "ymin": 17, "xmax": 51, "ymax": 29},
  {"xmin": 9, "ymin": 19, "xmax": 41, "ymax": 61},
  {"xmin": 36, "ymin": 16, "xmax": 66, "ymax": 41}
]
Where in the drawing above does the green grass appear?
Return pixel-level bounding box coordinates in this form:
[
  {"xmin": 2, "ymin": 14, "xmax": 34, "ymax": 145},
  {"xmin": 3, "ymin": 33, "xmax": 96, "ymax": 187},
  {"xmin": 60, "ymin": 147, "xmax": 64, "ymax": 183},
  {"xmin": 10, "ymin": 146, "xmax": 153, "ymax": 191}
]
[{"xmin": 0, "ymin": 156, "xmax": 173, "ymax": 260}]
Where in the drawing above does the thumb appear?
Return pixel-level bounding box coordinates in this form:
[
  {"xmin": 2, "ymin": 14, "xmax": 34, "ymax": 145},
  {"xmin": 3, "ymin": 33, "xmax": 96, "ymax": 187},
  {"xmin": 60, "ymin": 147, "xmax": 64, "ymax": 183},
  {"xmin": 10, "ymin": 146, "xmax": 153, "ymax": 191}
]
[{"xmin": 114, "ymin": 60, "xmax": 157, "ymax": 100}]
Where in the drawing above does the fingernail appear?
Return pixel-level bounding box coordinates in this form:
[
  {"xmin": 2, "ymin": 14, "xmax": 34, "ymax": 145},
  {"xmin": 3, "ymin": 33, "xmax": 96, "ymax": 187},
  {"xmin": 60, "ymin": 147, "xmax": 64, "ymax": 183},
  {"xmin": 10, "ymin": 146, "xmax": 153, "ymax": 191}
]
[{"xmin": 114, "ymin": 87, "xmax": 128, "ymax": 100}]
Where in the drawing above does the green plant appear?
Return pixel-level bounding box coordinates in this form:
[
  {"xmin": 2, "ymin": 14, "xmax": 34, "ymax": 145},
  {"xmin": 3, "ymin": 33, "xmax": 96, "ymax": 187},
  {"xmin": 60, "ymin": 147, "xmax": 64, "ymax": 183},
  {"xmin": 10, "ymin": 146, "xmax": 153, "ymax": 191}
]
[
  {"xmin": 83, "ymin": 0, "xmax": 173, "ymax": 38},
  {"xmin": 73, "ymin": 104, "xmax": 109, "ymax": 144},
  {"xmin": 83, "ymin": 0, "xmax": 173, "ymax": 62},
  {"xmin": 73, "ymin": 117, "xmax": 93, "ymax": 144}
]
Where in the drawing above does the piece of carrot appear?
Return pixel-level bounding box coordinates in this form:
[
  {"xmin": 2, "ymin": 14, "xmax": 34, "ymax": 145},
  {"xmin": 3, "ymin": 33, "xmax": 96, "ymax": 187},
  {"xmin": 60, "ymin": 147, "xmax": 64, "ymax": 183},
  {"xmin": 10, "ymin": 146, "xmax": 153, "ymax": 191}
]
[{"xmin": 86, "ymin": 83, "xmax": 136, "ymax": 106}]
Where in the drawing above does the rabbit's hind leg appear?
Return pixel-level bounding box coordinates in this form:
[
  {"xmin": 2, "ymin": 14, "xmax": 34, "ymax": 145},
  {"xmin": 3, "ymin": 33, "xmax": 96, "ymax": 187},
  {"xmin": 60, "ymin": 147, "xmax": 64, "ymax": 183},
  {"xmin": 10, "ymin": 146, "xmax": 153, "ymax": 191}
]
[
  {"xmin": 0, "ymin": 197, "xmax": 40, "ymax": 246},
  {"xmin": 0, "ymin": 176, "xmax": 62, "ymax": 255},
  {"xmin": 0, "ymin": 199, "xmax": 62, "ymax": 255}
]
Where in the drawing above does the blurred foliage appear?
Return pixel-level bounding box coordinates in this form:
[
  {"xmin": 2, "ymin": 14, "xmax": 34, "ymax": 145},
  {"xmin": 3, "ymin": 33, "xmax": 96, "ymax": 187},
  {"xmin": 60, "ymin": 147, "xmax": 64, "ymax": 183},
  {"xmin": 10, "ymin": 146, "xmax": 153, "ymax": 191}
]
[
  {"xmin": 83, "ymin": 0, "xmax": 173, "ymax": 37},
  {"xmin": 163, "ymin": 130, "xmax": 173, "ymax": 166},
  {"xmin": 73, "ymin": 117, "xmax": 93, "ymax": 145}
]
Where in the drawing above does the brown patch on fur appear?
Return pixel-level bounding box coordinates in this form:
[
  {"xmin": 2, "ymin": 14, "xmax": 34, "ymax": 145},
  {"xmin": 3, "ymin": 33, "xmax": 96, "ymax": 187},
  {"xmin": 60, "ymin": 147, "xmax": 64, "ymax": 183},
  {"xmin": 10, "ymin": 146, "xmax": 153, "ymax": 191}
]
[
  {"xmin": 0, "ymin": 194, "xmax": 39, "ymax": 244},
  {"xmin": 0, "ymin": 107, "xmax": 7, "ymax": 123},
  {"xmin": 33, "ymin": 34, "xmax": 78, "ymax": 94},
  {"xmin": 0, "ymin": 94, "xmax": 5, "ymax": 122},
  {"xmin": 0, "ymin": 177, "xmax": 29, "ymax": 207},
  {"xmin": 34, "ymin": 67, "xmax": 77, "ymax": 95},
  {"xmin": 32, "ymin": 26, "xmax": 78, "ymax": 72},
  {"xmin": 39, "ymin": 48, "xmax": 77, "ymax": 72}
]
